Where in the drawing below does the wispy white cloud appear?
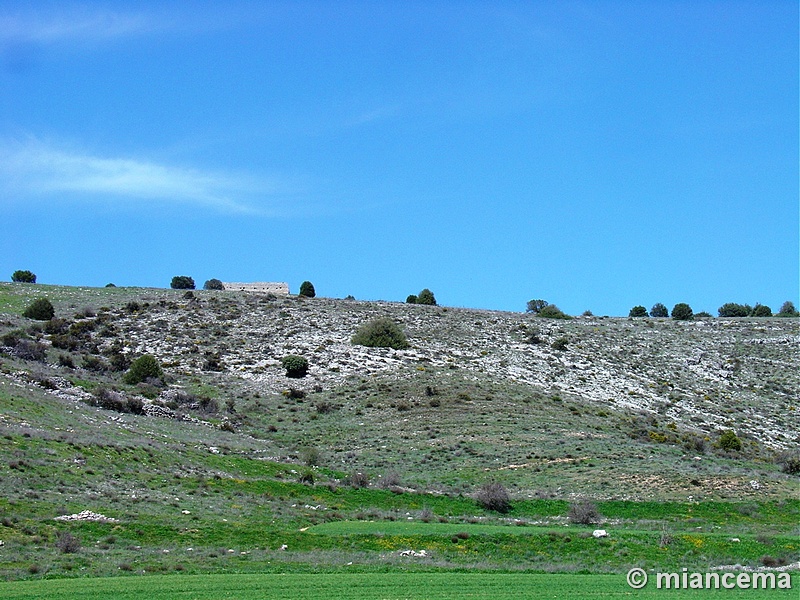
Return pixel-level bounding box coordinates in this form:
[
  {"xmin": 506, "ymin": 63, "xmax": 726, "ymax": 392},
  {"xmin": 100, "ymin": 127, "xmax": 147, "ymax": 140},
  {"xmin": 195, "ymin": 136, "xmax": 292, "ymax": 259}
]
[
  {"xmin": 0, "ymin": 8, "xmax": 163, "ymax": 44},
  {"xmin": 0, "ymin": 139, "xmax": 289, "ymax": 215}
]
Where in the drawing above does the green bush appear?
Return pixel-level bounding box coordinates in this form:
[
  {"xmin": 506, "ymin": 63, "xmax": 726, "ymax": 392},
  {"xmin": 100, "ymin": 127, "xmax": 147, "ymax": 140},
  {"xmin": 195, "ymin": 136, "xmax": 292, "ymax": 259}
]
[
  {"xmin": 551, "ymin": 337, "xmax": 569, "ymax": 351},
  {"xmin": 351, "ymin": 318, "xmax": 409, "ymax": 350},
  {"xmin": 23, "ymin": 298, "xmax": 55, "ymax": 320},
  {"xmin": 11, "ymin": 270, "xmax": 36, "ymax": 283},
  {"xmin": 170, "ymin": 276, "xmax": 195, "ymax": 290},
  {"xmin": 649, "ymin": 303, "xmax": 668, "ymax": 318},
  {"xmin": 629, "ymin": 305, "xmax": 648, "ymax": 317},
  {"xmin": 751, "ymin": 303, "xmax": 772, "ymax": 317},
  {"xmin": 405, "ymin": 294, "xmax": 418, "ymax": 304},
  {"xmin": 203, "ymin": 279, "xmax": 225, "ymax": 290},
  {"xmin": 718, "ymin": 303, "xmax": 751, "ymax": 317},
  {"xmin": 416, "ymin": 288, "xmax": 436, "ymax": 305},
  {"xmin": 775, "ymin": 450, "xmax": 800, "ymax": 475},
  {"xmin": 299, "ymin": 281, "xmax": 316, "ymax": 298},
  {"xmin": 777, "ymin": 301, "xmax": 799, "ymax": 317},
  {"xmin": 526, "ymin": 299, "xmax": 549, "ymax": 314},
  {"xmin": 671, "ymin": 303, "xmax": 693, "ymax": 321},
  {"xmin": 718, "ymin": 429, "xmax": 742, "ymax": 452},
  {"xmin": 123, "ymin": 354, "xmax": 163, "ymax": 385},
  {"xmin": 537, "ymin": 304, "xmax": 571, "ymax": 319},
  {"xmin": 281, "ymin": 355, "xmax": 309, "ymax": 378}
]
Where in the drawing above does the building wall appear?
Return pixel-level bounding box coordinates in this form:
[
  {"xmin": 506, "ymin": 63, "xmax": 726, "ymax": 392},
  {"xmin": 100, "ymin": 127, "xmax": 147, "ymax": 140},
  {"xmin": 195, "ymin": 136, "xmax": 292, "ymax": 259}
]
[{"xmin": 220, "ymin": 282, "xmax": 290, "ymax": 294}]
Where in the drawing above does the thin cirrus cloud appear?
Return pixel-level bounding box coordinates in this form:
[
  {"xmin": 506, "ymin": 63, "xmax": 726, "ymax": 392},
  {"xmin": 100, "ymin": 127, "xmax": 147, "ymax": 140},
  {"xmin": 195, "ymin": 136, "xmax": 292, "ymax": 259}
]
[
  {"xmin": 0, "ymin": 140, "xmax": 293, "ymax": 215},
  {"xmin": 0, "ymin": 9, "xmax": 163, "ymax": 44}
]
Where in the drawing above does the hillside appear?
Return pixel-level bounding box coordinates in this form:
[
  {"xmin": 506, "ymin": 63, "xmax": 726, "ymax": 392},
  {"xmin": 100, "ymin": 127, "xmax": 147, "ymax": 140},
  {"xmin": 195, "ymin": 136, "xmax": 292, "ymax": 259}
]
[{"xmin": 0, "ymin": 283, "xmax": 798, "ymax": 579}]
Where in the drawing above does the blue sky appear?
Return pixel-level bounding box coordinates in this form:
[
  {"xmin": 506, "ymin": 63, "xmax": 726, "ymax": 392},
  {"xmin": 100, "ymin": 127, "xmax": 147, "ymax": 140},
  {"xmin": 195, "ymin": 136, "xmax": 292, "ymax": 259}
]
[{"xmin": 1, "ymin": 1, "xmax": 797, "ymax": 315}]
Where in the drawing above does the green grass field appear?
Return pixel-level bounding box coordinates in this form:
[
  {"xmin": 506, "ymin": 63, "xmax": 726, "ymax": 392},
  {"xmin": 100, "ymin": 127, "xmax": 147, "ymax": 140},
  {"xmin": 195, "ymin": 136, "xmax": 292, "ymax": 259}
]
[{"xmin": 0, "ymin": 573, "xmax": 795, "ymax": 600}]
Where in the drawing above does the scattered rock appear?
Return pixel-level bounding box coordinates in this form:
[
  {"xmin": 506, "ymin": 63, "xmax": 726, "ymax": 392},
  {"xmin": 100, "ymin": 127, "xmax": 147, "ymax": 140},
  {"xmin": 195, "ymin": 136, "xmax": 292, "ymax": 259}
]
[
  {"xmin": 54, "ymin": 510, "xmax": 119, "ymax": 523},
  {"xmin": 398, "ymin": 549, "xmax": 428, "ymax": 557}
]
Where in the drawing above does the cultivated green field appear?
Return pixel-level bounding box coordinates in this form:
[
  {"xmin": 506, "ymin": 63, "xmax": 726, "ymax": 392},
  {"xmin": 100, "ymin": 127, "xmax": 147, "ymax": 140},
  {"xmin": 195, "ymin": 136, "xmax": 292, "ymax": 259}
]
[{"xmin": 0, "ymin": 573, "xmax": 796, "ymax": 600}]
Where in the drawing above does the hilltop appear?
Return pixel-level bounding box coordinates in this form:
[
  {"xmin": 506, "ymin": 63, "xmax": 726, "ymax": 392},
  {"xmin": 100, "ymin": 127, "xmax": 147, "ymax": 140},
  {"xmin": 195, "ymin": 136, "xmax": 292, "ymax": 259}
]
[{"xmin": 0, "ymin": 283, "xmax": 797, "ymax": 579}]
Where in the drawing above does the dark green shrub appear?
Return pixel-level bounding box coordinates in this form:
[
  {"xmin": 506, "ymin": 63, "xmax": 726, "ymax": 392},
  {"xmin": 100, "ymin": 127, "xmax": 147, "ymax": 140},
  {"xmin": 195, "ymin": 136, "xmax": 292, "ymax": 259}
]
[
  {"xmin": 629, "ymin": 306, "xmax": 648, "ymax": 317},
  {"xmin": 537, "ymin": 304, "xmax": 571, "ymax": 319},
  {"xmin": 671, "ymin": 303, "xmax": 693, "ymax": 321},
  {"xmin": 43, "ymin": 318, "xmax": 69, "ymax": 335},
  {"xmin": 718, "ymin": 303, "xmax": 751, "ymax": 317},
  {"xmin": 56, "ymin": 532, "xmax": 80, "ymax": 554},
  {"xmin": 203, "ymin": 279, "xmax": 225, "ymax": 290},
  {"xmin": 406, "ymin": 294, "xmax": 418, "ymax": 304},
  {"xmin": 300, "ymin": 447, "xmax": 322, "ymax": 466},
  {"xmin": 1, "ymin": 329, "xmax": 26, "ymax": 347},
  {"xmin": 82, "ymin": 355, "xmax": 107, "ymax": 372},
  {"xmin": 347, "ymin": 471, "xmax": 369, "ymax": 489},
  {"xmin": 123, "ymin": 354, "xmax": 163, "ymax": 385},
  {"xmin": 718, "ymin": 429, "xmax": 742, "ymax": 452},
  {"xmin": 351, "ymin": 318, "xmax": 409, "ymax": 349},
  {"xmin": 775, "ymin": 450, "xmax": 800, "ymax": 475},
  {"xmin": 551, "ymin": 337, "xmax": 569, "ymax": 351},
  {"xmin": 298, "ymin": 281, "xmax": 316, "ymax": 298},
  {"xmin": 11, "ymin": 270, "xmax": 36, "ymax": 283},
  {"xmin": 751, "ymin": 303, "xmax": 772, "ymax": 317},
  {"xmin": 416, "ymin": 289, "xmax": 436, "ymax": 305},
  {"xmin": 568, "ymin": 500, "xmax": 601, "ymax": 525},
  {"xmin": 650, "ymin": 303, "xmax": 668, "ymax": 318},
  {"xmin": 281, "ymin": 355, "xmax": 309, "ymax": 378},
  {"xmin": 475, "ymin": 482, "xmax": 511, "ymax": 513},
  {"xmin": 13, "ymin": 340, "xmax": 47, "ymax": 361},
  {"xmin": 777, "ymin": 301, "xmax": 799, "ymax": 317},
  {"xmin": 170, "ymin": 276, "xmax": 195, "ymax": 290},
  {"xmin": 105, "ymin": 283, "xmax": 116, "ymax": 288},
  {"xmin": 23, "ymin": 298, "xmax": 55, "ymax": 320},
  {"xmin": 526, "ymin": 299, "xmax": 549, "ymax": 314},
  {"xmin": 694, "ymin": 311, "xmax": 712, "ymax": 318}
]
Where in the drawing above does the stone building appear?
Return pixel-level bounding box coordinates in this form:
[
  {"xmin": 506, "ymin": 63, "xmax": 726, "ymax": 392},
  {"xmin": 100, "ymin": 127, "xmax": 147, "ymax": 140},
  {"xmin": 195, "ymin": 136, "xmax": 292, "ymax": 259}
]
[{"xmin": 220, "ymin": 282, "xmax": 290, "ymax": 294}]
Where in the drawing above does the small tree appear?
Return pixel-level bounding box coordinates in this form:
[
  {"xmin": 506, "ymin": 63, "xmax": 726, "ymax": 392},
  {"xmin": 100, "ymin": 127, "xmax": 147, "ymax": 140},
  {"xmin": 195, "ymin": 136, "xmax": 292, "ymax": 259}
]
[
  {"xmin": 568, "ymin": 500, "xmax": 601, "ymax": 525},
  {"xmin": 352, "ymin": 318, "xmax": 409, "ymax": 349},
  {"xmin": 649, "ymin": 303, "xmax": 668, "ymax": 318},
  {"xmin": 405, "ymin": 294, "xmax": 418, "ymax": 304},
  {"xmin": 751, "ymin": 303, "xmax": 772, "ymax": 317},
  {"xmin": 778, "ymin": 301, "xmax": 799, "ymax": 317},
  {"xmin": 299, "ymin": 281, "xmax": 316, "ymax": 298},
  {"xmin": 718, "ymin": 429, "xmax": 742, "ymax": 452},
  {"xmin": 718, "ymin": 303, "xmax": 750, "ymax": 317},
  {"xmin": 11, "ymin": 270, "xmax": 36, "ymax": 283},
  {"xmin": 170, "ymin": 276, "xmax": 195, "ymax": 290},
  {"xmin": 416, "ymin": 288, "xmax": 436, "ymax": 305},
  {"xmin": 526, "ymin": 299, "xmax": 549, "ymax": 314},
  {"xmin": 629, "ymin": 305, "xmax": 648, "ymax": 317},
  {"xmin": 671, "ymin": 303, "xmax": 693, "ymax": 321},
  {"xmin": 23, "ymin": 298, "xmax": 55, "ymax": 320},
  {"xmin": 123, "ymin": 355, "xmax": 163, "ymax": 385},
  {"xmin": 474, "ymin": 481, "xmax": 511, "ymax": 513},
  {"xmin": 537, "ymin": 304, "xmax": 571, "ymax": 319},
  {"xmin": 281, "ymin": 355, "xmax": 309, "ymax": 378},
  {"xmin": 203, "ymin": 278, "xmax": 225, "ymax": 290}
]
